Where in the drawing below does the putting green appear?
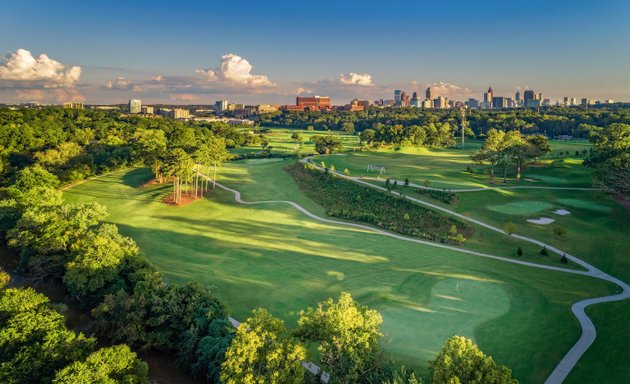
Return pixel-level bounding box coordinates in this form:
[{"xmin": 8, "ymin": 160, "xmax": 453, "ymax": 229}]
[
  {"xmin": 558, "ymin": 198, "xmax": 611, "ymax": 213},
  {"xmin": 380, "ymin": 277, "xmax": 510, "ymax": 365},
  {"xmin": 487, "ymin": 201, "xmax": 553, "ymax": 215},
  {"xmin": 524, "ymin": 174, "xmax": 570, "ymax": 184}
]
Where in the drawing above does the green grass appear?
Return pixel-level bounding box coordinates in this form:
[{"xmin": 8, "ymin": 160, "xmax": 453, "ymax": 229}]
[
  {"xmin": 487, "ymin": 201, "xmax": 554, "ymax": 215},
  {"xmin": 313, "ymin": 141, "xmax": 593, "ymax": 189},
  {"xmin": 63, "ymin": 160, "xmax": 618, "ymax": 383},
  {"xmin": 231, "ymin": 127, "xmax": 360, "ymax": 155}
]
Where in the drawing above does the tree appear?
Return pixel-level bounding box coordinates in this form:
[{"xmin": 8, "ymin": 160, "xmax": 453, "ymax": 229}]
[
  {"xmin": 64, "ymin": 224, "xmax": 139, "ymax": 302},
  {"xmin": 430, "ymin": 336, "xmax": 517, "ymax": 384},
  {"xmin": 0, "ymin": 285, "xmax": 96, "ymax": 383},
  {"xmin": 8, "ymin": 202, "xmax": 108, "ymax": 278},
  {"xmin": 553, "ymin": 226, "xmax": 567, "ymax": 239},
  {"xmin": 220, "ymin": 309, "xmax": 306, "ymax": 384},
  {"xmin": 207, "ymin": 137, "xmax": 229, "ymax": 191},
  {"xmin": 342, "ymin": 122, "xmax": 355, "ymax": 133},
  {"xmin": 585, "ymin": 123, "xmax": 630, "ymax": 197},
  {"xmin": 312, "ymin": 135, "xmax": 342, "ymax": 154},
  {"xmin": 472, "ymin": 129, "xmax": 505, "ymax": 184},
  {"xmin": 504, "ymin": 221, "xmax": 516, "ymax": 236},
  {"xmin": 517, "ymin": 246, "xmax": 523, "ymax": 256},
  {"xmin": 53, "ymin": 345, "xmax": 148, "ymax": 384},
  {"xmin": 360, "ymin": 129, "xmax": 376, "ymax": 148},
  {"xmin": 296, "ymin": 292, "xmax": 383, "ymax": 384},
  {"xmin": 134, "ymin": 129, "xmax": 167, "ymax": 182},
  {"xmin": 540, "ymin": 246, "xmax": 549, "ymax": 256},
  {"xmin": 163, "ymin": 148, "xmax": 194, "ymax": 204}
]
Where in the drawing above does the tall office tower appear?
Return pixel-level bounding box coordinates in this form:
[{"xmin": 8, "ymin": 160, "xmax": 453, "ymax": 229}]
[
  {"xmin": 523, "ymin": 90, "xmax": 536, "ymax": 107},
  {"xmin": 129, "ymin": 99, "xmax": 141, "ymax": 114},
  {"xmin": 394, "ymin": 90, "xmax": 402, "ymax": 103},
  {"xmin": 412, "ymin": 91, "xmax": 418, "ymax": 100},
  {"xmin": 563, "ymin": 97, "xmax": 569, "ymax": 106},
  {"xmin": 425, "ymin": 86, "xmax": 432, "ymax": 100},
  {"xmin": 515, "ymin": 90, "xmax": 521, "ymax": 105}
]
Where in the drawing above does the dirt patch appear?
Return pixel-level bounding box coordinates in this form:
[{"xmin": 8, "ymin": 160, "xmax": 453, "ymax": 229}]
[{"xmin": 162, "ymin": 192, "xmax": 203, "ymax": 206}]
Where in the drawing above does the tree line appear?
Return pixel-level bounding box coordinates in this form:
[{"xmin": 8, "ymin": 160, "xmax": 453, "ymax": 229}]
[{"xmin": 260, "ymin": 105, "xmax": 630, "ymax": 140}]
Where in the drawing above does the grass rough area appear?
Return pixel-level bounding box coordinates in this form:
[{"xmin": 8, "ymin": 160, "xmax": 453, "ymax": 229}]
[{"xmin": 285, "ymin": 163, "xmax": 472, "ymax": 243}]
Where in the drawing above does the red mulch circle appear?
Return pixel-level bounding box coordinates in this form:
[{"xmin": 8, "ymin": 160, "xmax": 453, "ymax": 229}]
[{"xmin": 162, "ymin": 192, "xmax": 209, "ymax": 206}]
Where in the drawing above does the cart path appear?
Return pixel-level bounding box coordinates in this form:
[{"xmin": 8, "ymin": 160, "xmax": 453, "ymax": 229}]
[
  {"xmin": 199, "ymin": 164, "xmax": 629, "ymax": 384},
  {"xmin": 360, "ymin": 176, "xmax": 602, "ymax": 193}
]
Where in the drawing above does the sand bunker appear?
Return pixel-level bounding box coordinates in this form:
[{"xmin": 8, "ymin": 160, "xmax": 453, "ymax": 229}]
[
  {"xmin": 553, "ymin": 209, "xmax": 571, "ymax": 215},
  {"xmin": 527, "ymin": 217, "xmax": 555, "ymax": 225}
]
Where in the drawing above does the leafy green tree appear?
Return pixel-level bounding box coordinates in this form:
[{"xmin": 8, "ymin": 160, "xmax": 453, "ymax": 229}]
[
  {"xmin": 504, "ymin": 221, "xmax": 516, "ymax": 236},
  {"xmin": 8, "ymin": 202, "xmax": 108, "ymax": 277},
  {"xmin": 312, "ymin": 135, "xmax": 342, "ymax": 154},
  {"xmin": 64, "ymin": 224, "xmax": 139, "ymax": 302},
  {"xmin": 221, "ymin": 309, "xmax": 306, "ymax": 384},
  {"xmin": 296, "ymin": 292, "xmax": 383, "ymax": 384},
  {"xmin": 53, "ymin": 344, "xmax": 148, "ymax": 384},
  {"xmin": 472, "ymin": 129, "xmax": 505, "ymax": 184},
  {"xmin": 0, "ymin": 285, "xmax": 96, "ymax": 383},
  {"xmin": 134, "ymin": 129, "xmax": 167, "ymax": 182},
  {"xmin": 585, "ymin": 123, "xmax": 630, "ymax": 196},
  {"xmin": 429, "ymin": 336, "xmax": 517, "ymax": 384}
]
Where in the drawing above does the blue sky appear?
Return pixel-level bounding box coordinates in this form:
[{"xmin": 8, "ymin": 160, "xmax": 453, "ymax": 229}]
[{"xmin": 1, "ymin": 0, "xmax": 629, "ymax": 104}]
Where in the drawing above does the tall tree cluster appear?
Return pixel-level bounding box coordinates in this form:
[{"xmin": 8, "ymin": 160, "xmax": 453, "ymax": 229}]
[
  {"xmin": 585, "ymin": 123, "xmax": 630, "ymax": 198},
  {"xmin": 472, "ymin": 129, "xmax": 550, "ymax": 183}
]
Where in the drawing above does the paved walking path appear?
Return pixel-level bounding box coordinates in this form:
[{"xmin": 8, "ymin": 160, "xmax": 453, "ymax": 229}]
[
  {"xmin": 360, "ymin": 176, "xmax": 602, "ymax": 193},
  {"xmin": 200, "ymin": 162, "xmax": 629, "ymax": 384}
]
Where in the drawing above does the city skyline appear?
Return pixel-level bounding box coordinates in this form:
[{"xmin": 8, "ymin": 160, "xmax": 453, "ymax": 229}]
[{"xmin": 1, "ymin": 0, "xmax": 629, "ymax": 105}]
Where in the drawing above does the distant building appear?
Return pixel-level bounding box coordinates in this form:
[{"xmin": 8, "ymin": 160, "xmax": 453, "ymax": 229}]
[
  {"xmin": 425, "ymin": 87, "xmax": 432, "ymax": 100},
  {"xmin": 256, "ymin": 104, "xmax": 280, "ymax": 114},
  {"xmin": 570, "ymin": 97, "xmax": 578, "ymax": 106},
  {"xmin": 492, "ymin": 96, "xmax": 506, "ymax": 109},
  {"xmin": 296, "ymin": 96, "xmax": 331, "ymax": 110},
  {"xmin": 421, "ymin": 99, "xmax": 433, "ymax": 108},
  {"xmin": 141, "ymin": 106, "xmax": 154, "ymax": 114},
  {"xmin": 484, "ymin": 87, "xmax": 494, "ymax": 108},
  {"xmin": 283, "ymin": 96, "xmax": 331, "ymax": 111},
  {"xmin": 63, "ymin": 101, "xmax": 84, "ymax": 110},
  {"xmin": 433, "ymin": 96, "xmax": 448, "ymax": 109},
  {"xmin": 410, "ymin": 92, "xmax": 420, "ymax": 107},
  {"xmin": 216, "ymin": 100, "xmax": 228, "ymax": 112},
  {"xmin": 129, "ymin": 99, "xmax": 142, "ymax": 114},
  {"xmin": 400, "ymin": 91, "xmax": 409, "ymax": 107},
  {"xmin": 466, "ymin": 98, "xmax": 479, "ymax": 109},
  {"xmin": 171, "ymin": 108, "xmax": 191, "ymax": 119},
  {"xmin": 515, "ymin": 90, "xmax": 521, "ymax": 105},
  {"xmin": 394, "ymin": 90, "xmax": 402, "ymax": 104}
]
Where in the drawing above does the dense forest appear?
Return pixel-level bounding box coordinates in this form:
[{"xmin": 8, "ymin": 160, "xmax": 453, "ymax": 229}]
[
  {"xmin": 260, "ymin": 105, "xmax": 630, "ymax": 141},
  {"xmin": 0, "ymin": 107, "xmax": 520, "ymax": 383}
]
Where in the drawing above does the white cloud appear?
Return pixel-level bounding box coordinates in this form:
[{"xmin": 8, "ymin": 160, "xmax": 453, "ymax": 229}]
[
  {"xmin": 426, "ymin": 82, "xmax": 473, "ymax": 97},
  {"xmin": 339, "ymin": 72, "xmax": 374, "ymax": 86},
  {"xmin": 16, "ymin": 89, "xmax": 45, "ymax": 100},
  {"xmin": 195, "ymin": 53, "xmax": 274, "ymax": 88},
  {"xmin": 0, "ymin": 49, "xmax": 81, "ymax": 87},
  {"xmin": 294, "ymin": 86, "xmax": 313, "ymax": 95},
  {"xmin": 101, "ymin": 76, "xmax": 141, "ymax": 92}
]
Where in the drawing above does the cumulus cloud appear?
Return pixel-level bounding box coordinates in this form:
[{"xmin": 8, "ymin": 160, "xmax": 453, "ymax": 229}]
[
  {"xmin": 16, "ymin": 89, "xmax": 45, "ymax": 100},
  {"xmin": 195, "ymin": 54, "xmax": 274, "ymax": 88},
  {"xmin": 294, "ymin": 86, "xmax": 313, "ymax": 95},
  {"xmin": 0, "ymin": 49, "xmax": 81, "ymax": 87},
  {"xmin": 339, "ymin": 72, "xmax": 374, "ymax": 86},
  {"xmin": 426, "ymin": 82, "xmax": 473, "ymax": 97},
  {"xmin": 101, "ymin": 76, "xmax": 142, "ymax": 92}
]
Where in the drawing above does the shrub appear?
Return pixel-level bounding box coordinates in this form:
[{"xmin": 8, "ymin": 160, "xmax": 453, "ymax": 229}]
[
  {"xmin": 561, "ymin": 254, "xmax": 568, "ymax": 264},
  {"xmin": 415, "ymin": 188, "xmax": 458, "ymax": 205},
  {"xmin": 504, "ymin": 222, "xmax": 516, "ymax": 235},
  {"xmin": 540, "ymin": 246, "xmax": 549, "ymax": 256},
  {"xmin": 553, "ymin": 226, "xmax": 567, "ymax": 238},
  {"xmin": 517, "ymin": 246, "xmax": 523, "ymax": 256}
]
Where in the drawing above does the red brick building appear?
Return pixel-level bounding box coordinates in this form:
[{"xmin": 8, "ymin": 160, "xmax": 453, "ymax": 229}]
[{"xmin": 282, "ymin": 96, "xmax": 331, "ymax": 111}]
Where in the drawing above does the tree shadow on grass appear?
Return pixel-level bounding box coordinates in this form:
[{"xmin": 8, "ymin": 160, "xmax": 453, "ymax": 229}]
[{"xmin": 122, "ymin": 168, "xmax": 154, "ymax": 188}]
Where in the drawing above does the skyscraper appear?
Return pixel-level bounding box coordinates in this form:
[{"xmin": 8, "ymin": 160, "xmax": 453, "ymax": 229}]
[
  {"xmin": 394, "ymin": 90, "xmax": 402, "ymax": 103},
  {"xmin": 425, "ymin": 87, "xmax": 432, "ymax": 100},
  {"xmin": 484, "ymin": 87, "xmax": 493, "ymax": 108},
  {"xmin": 515, "ymin": 90, "xmax": 521, "ymax": 105},
  {"xmin": 523, "ymin": 90, "xmax": 536, "ymax": 108},
  {"xmin": 129, "ymin": 99, "xmax": 141, "ymax": 114}
]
